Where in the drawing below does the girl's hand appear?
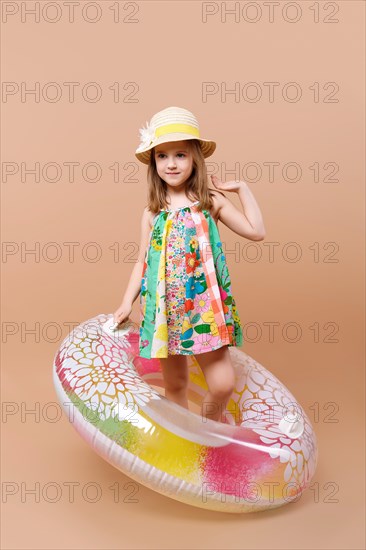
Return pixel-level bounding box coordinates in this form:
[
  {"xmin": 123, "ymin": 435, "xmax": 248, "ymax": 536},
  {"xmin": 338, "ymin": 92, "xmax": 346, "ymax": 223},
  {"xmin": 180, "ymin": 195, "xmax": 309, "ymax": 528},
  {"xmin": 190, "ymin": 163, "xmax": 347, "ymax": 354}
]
[
  {"xmin": 210, "ymin": 174, "xmax": 246, "ymax": 193},
  {"xmin": 113, "ymin": 302, "xmax": 133, "ymax": 325}
]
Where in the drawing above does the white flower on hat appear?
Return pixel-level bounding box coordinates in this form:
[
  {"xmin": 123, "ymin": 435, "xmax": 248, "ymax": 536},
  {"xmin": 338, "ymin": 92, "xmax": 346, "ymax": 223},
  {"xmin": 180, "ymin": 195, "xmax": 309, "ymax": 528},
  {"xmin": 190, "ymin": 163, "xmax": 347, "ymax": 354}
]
[{"xmin": 136, "ymin": 120, "xmax": 156, "ymax": 152}]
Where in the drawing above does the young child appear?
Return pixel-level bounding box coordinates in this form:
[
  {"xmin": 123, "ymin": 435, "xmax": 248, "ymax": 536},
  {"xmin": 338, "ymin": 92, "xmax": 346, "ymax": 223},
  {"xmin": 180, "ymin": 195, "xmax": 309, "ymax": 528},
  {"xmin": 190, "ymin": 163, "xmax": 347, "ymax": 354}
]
[{"xmin": 113, "ymin": 106, "xmax": 265, "ymax": 423}]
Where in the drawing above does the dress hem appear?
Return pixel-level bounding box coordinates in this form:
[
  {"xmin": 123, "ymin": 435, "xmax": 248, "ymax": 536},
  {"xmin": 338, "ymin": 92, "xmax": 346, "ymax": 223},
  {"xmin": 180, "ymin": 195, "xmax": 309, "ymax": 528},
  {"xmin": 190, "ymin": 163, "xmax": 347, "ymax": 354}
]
[{"xmin": 138, "ymin": 340, "xmax": 242, "ymax": 360}]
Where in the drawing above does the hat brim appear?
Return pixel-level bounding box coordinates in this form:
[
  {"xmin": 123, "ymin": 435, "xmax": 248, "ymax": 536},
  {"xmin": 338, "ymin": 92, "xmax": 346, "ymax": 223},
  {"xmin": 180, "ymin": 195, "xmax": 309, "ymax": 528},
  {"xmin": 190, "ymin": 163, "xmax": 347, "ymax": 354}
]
[{"xmin": 135, "ymin": 134, "xmax": 216, "ymax": 165}]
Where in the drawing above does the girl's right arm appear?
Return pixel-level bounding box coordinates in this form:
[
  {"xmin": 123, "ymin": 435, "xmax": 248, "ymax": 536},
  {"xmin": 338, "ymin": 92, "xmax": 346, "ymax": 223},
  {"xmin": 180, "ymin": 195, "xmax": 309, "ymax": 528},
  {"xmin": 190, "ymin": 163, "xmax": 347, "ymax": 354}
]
[{"xmin": 113, "ymin": 207, "xmax": 153, "ymax": 325}]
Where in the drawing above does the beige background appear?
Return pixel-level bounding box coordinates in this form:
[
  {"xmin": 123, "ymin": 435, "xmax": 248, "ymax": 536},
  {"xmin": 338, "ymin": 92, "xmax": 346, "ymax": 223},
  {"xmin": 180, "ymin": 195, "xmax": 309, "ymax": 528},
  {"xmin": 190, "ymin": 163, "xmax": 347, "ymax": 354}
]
[{"xmin": 2, "ymin": 1, "xmax": 365, "ymax": 549}]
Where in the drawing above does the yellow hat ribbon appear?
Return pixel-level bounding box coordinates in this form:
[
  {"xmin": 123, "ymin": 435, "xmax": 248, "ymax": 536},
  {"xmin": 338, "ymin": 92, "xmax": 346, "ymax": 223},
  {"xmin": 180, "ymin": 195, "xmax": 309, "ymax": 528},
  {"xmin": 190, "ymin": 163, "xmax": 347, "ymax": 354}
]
[{"xmin": 155, "ymin": 123, "xmax": 200, "ymax": 139}]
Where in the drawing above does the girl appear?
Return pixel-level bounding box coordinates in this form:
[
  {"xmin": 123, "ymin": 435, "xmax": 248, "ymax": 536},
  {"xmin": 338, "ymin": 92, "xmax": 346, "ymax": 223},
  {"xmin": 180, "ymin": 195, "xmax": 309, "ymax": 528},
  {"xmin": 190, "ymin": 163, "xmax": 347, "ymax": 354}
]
[{"xmin": 113, "ymin": 106, "xmax": 265, "ymax": 424}]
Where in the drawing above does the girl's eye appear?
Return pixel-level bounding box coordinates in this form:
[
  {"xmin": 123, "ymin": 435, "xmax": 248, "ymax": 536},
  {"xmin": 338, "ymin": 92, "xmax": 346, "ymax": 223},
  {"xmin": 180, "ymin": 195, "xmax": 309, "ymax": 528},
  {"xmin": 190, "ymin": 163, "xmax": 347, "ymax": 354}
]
[{"xmin": 156, "ymin": 153, "xmax": 185, "ymax": 159}]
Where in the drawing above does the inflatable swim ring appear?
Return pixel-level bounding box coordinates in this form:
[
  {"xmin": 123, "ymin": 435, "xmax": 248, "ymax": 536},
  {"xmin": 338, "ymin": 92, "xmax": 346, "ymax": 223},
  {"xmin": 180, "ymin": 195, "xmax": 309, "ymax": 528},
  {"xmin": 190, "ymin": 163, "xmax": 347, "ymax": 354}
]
[{"xmin": 53, "ymin": 313, "xmax": 318, "ymax": 513}]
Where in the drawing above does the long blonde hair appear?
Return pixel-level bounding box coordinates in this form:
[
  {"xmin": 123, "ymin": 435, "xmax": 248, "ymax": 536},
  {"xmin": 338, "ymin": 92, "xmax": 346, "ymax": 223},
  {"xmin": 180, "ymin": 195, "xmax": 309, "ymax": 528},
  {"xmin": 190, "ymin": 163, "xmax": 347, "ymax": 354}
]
[{"xmin": 145, "ymin": 139, "xmax": 220, "ymax": 214}]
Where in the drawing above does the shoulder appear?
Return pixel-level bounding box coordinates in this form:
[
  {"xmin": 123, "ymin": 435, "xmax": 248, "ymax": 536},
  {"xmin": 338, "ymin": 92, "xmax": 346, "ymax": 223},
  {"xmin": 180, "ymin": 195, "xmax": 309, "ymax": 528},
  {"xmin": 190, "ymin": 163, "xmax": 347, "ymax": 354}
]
[
  {"xmin": 142, "ymin": 206, "xmax": 156, "ymax": 228},
  {"xmin": 208, "ymin": 189, "xmax": 226, "ymax": 221},
  {"xmin": 209, "ymin": 188, "xmax": 226, "ymax": 204}
]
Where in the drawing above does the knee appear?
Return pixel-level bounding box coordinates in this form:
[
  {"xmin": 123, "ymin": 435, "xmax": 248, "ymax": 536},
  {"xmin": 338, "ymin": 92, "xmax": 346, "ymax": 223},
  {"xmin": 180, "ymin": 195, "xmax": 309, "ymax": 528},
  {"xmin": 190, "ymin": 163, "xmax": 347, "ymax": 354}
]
[
  {"xmin": 209, "ymin": 379, "xmax": 235, "ymax": 400},
  {"xmin": 160, "ymin": 355, "xmax": 188, "ymax": 392},
  {"xmin": 165, "ymin": 378, "xmax": 188, "ymax": 392},
  {"xmin": 164, "ymin": 374, "xmax": 188, "ymax": 392}
]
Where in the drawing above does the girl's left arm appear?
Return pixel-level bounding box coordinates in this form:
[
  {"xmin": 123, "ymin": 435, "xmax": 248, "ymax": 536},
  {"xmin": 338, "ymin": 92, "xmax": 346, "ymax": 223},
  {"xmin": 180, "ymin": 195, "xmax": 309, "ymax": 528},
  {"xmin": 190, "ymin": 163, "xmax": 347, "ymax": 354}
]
[{"xmin": 211, "ymin": 175, "xmax": 266, "ymax": 241}]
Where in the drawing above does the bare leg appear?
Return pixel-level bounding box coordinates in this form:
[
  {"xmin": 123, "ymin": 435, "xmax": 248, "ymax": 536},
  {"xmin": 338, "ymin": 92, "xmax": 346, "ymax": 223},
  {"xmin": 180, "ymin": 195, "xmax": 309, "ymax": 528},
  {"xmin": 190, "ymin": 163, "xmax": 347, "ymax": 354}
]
[
  {"xmin": 160, "ymin": 354, "xmax": 189, "ymax": 410},
  {"xmin": 195, "ymin": 346, "xmax": 235, "ymax": 423}
]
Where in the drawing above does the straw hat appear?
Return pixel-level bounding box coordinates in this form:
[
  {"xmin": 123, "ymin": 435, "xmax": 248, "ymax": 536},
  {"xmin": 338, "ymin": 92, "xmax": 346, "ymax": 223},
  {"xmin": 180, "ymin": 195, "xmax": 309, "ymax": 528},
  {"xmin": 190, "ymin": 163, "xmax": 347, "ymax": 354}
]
[{"xmin": 135, "ymin": 106, "xmax": 216, "ymax": 165}]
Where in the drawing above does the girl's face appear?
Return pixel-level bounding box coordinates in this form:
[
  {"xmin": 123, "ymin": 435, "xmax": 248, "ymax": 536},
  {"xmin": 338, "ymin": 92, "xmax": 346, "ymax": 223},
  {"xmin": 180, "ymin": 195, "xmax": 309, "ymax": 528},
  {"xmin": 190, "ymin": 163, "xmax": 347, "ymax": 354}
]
[{"xmin": 153, "ymin": 140, "xmax": 194, "ymax": 191}]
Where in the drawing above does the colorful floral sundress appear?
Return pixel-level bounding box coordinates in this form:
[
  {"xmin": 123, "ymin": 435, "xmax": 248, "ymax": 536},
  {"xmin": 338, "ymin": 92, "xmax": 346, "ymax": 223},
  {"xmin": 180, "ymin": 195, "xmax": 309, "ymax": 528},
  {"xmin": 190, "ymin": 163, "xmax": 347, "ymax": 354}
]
[{"xmin": 139, "ymin": 200, "xmax": 243, "ymax": 358}]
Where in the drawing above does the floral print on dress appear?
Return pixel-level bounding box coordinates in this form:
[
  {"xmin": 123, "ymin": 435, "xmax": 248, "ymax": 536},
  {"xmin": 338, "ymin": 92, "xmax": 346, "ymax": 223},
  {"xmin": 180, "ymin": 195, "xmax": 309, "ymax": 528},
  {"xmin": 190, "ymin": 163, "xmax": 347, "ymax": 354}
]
[{"xmin": 139, "ymin": 202, "xmax": 243, "ymax": 358}]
